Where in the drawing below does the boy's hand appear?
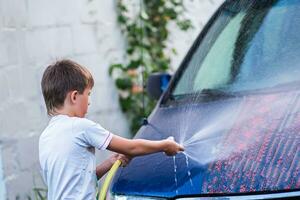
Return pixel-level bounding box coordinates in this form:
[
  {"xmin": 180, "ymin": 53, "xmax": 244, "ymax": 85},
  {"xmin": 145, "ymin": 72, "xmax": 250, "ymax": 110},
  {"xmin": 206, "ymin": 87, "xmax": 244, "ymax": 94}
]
[
  {"xmin": 163, "ymin": 137, "xmax": 184, "ymax": 156},
  {"xmin": 109, "ymin": 153, "xmax": 131, "ymax": 167}
]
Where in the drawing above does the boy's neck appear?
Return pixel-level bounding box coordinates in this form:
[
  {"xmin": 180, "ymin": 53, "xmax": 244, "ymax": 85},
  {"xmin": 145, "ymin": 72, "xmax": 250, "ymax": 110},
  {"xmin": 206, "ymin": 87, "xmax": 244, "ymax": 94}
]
[{"xmin": 54, "ymin": 106, "xmax": 77, "ymax": 117}]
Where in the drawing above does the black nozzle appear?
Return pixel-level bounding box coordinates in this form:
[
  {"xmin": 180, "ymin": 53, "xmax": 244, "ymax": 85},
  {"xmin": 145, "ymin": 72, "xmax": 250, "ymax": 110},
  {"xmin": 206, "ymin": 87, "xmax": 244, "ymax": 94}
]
[{"xmin": 142, "ymin": 118, "xmax": 149, "ymax": 126}]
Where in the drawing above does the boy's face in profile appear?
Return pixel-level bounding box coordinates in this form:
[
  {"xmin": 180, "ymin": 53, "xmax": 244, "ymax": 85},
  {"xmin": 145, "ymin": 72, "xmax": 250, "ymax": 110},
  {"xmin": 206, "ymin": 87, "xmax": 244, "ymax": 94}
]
[{"xmin": 74, "ymin": 87, "xmax": 91, "ymax": 118}]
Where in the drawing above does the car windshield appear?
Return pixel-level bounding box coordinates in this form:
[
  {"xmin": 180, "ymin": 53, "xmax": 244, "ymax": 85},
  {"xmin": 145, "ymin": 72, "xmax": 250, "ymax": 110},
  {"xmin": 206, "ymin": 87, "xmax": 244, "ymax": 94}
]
[{"xmin": 171, "ymin": 0, "xmax": 300, "ymax": 99}]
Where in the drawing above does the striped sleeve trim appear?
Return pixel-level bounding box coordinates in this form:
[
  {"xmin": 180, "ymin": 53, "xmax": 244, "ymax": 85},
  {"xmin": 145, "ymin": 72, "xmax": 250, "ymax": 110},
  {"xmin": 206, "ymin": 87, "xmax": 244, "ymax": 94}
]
[{"xmin": 98, "ymin": 132, "xmax": 113, "ymax": 150}]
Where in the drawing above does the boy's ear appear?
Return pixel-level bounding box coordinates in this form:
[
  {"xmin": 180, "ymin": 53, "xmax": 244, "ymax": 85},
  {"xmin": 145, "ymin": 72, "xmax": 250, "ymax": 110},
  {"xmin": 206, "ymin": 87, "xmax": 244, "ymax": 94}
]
[{"xmin": 70, "ymin": 90, "xmax": 78, "ymax": 104}]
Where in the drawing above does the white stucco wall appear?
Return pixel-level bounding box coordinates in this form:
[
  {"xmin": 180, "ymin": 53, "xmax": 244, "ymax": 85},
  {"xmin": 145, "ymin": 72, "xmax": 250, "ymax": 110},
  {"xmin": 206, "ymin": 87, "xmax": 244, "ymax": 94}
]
[{"xmin": 0, "ymin": 0, "xmax": 223, "ymax": 199}]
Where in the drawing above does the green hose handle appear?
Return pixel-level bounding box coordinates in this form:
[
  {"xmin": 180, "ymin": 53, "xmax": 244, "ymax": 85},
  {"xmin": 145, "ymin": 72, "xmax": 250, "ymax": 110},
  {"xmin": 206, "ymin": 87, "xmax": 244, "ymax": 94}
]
[{"xmin": 98, "ymin": 159, "xmax": 122, "ymax": 200}]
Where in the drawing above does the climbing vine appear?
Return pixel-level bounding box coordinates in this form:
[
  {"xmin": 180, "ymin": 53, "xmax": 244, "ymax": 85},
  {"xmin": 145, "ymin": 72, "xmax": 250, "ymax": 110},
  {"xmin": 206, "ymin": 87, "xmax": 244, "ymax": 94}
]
[{"xmin": 109, "ymin": 0, "xmax": 192, "ymax": 135}]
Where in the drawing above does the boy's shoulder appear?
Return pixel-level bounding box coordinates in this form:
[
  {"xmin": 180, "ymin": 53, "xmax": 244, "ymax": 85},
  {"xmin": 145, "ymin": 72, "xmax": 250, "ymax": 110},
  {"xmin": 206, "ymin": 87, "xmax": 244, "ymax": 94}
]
[
  {"xmin": 71, "ymin": 116, "xmax": 102, "ymax": 134},
  {"xmin": 72, "ymin": 117, "xmax": 97, "ymax": 128},
  {"xmin": 43, "ymin": 115, "xmax": 97, "ymax": 133}
]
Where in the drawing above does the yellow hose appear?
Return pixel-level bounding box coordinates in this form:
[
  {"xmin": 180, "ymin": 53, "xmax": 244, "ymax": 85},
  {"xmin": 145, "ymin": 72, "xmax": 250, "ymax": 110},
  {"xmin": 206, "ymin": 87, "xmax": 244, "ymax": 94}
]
[{"xmin": 98, "ymin": 159, "xmax": 122, "ymax": 200}]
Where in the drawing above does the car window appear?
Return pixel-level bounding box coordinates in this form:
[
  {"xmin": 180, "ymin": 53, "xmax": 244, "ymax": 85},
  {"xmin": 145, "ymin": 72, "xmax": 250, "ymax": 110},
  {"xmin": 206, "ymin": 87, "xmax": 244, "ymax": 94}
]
[
  {"xmin": 192, "ymin": 12, "xmax": 245, "ymax": 91},
  {"xmin": 172, "ymin": 0, "xmax": 300, "ymax": 98}
]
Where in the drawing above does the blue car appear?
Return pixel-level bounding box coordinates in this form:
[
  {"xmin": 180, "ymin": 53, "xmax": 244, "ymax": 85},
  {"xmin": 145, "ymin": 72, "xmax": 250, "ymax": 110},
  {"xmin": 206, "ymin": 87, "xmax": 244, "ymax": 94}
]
[{"xmin": 111, "ymin": 0, "xmax": 300, "ymax": 199}]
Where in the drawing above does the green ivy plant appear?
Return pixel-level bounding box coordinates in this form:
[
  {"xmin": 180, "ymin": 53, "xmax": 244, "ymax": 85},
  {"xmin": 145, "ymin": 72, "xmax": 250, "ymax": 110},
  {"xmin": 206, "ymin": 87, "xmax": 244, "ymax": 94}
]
[{"xmin": 109, "ymin": 0, "xmax": 192, "ymax": 135}]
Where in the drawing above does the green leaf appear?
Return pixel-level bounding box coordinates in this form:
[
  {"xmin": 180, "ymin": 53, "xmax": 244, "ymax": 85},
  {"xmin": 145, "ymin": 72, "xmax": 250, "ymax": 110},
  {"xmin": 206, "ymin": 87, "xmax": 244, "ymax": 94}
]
[
  {"xmin": 115, "ymin": 78, "xmax": 132, "ymax": 90},
  {"xmin": 171, "ymin": 48, "xmax": 177, "ymax": 55},
  {"xmin": 119, "ymin": 97, "xmax": 133, "ymax": 112},
  {"xmin": 176, "ymin": 19, "xmax": 193, "ymax": 31},
  {"xmin": 109, "ymin": 64, "xmax": 124, "ymax": 76},
  {"xmin": 140, "ymin": 10, "xmax": 149, "ymax": 20},
  {"xmin": 127, "ymin": 60, "xmax": 141, "ymax": 69},
  {"xmin": 117, "ymin": 15, "xmax": 127, "ymax": 24}
]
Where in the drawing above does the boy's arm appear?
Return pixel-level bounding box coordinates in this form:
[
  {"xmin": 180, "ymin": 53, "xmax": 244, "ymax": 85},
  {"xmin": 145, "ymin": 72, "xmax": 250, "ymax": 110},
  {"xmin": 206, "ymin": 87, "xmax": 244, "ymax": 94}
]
[
  {"xmin": 107, "ymin": 135, "xmax": 184, "ymax": 157},
  {"xmin": 96, "ymin": 158, "xmax": 114, "ymax": 180}
]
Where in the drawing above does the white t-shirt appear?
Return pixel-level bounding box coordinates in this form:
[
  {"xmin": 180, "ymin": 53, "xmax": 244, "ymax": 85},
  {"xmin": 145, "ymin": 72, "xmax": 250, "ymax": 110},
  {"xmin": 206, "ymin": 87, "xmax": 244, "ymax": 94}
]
[{"xmin": 39, "ymin": 115, "xmax": 113, "ymax": 200}]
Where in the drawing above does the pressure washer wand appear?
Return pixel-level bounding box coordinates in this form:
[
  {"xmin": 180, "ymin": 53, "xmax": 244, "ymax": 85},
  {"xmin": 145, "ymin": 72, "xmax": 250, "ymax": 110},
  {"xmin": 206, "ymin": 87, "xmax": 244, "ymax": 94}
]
[{"xmin": 98, "ymin": 160, "xmax": 122, "ymax": 200}]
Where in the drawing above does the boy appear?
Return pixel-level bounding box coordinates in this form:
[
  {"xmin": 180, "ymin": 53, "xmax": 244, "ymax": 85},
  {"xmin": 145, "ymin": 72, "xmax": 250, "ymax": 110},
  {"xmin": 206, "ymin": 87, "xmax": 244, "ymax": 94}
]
[{"xmin": 39, "ymin": 59, "xmax": 184, "ymax": 200}]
